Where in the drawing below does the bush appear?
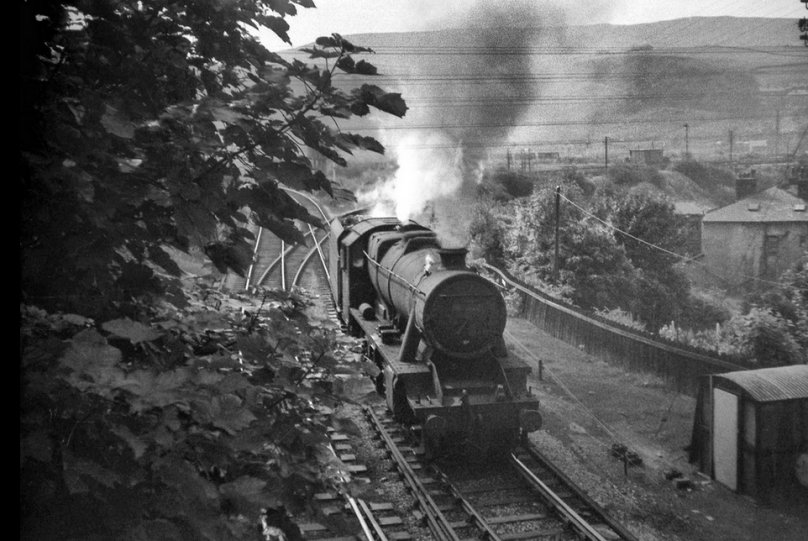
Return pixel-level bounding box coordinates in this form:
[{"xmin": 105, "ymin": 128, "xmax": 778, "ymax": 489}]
[
  {"xmin": 594, "ymin": 307, "xmax": 647, "ymax": 332},
  {"xmin": 723, "ymin": 307, "xmax": 804, "ymax": 367},
  {"xmin": 468, "ymin": 204, "xmax": 505, "ymax": 264},
  {"xmin": 678, "ymin": 294, "xmax": 732, "ymax": 331},
  {"xmin": 480, "ymin": 171, "xmax": 535, "ymax": 200},
  {"xmin": 673, "ymin": 160, "xmax": 735, "ymax": 194},
  {"xmin": 607, "ymin": 164, "xmax": 664, "ymax": 187}
]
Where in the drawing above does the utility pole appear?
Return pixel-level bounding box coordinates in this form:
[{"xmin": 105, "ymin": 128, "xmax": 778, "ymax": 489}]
[
  {"xmin": 553, "ymin": 186, "xmax": 561, "ymax": 280},
  {"xmin": 683, "ymin": 123, "xmax": 689, "ymax": 159},
  {"xmin": 775, "ymin": 109, "xmax": 780, "ymax": 160},
  {"xmin": 729, "ymin": 129, "xmax": 734, "ymax": 166},
  {"xmin": 604, "ymin": 136, "xmax": 609, "ymax": 175}
]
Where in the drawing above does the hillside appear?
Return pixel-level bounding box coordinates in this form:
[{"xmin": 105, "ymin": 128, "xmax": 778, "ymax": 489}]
[
  {"xmin": 345, "ymin": 17, "xmax": 804, "ymax": 49},
  {"xmin": 284, "ymin": 17, "xmax": 808, "ymax": 168}
]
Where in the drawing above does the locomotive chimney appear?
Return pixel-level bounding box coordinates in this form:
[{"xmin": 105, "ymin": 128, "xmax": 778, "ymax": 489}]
[{"xmin": 437, "ymin": 247, "xmax": 468, "ymax": 269}]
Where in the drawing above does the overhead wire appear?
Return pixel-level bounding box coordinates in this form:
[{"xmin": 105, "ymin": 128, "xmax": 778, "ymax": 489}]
[{"xmin": 557, "ymin": 192, "xmax": 789, "ymax": 288}]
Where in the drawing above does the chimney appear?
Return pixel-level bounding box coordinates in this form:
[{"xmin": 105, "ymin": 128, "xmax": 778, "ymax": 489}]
[
  {"xmin": 437, "ymin": 248, "xmax": 468, "ymax": 269},
  {"xmin": 736, "ymin": 170, "xmax": 756, "ymax": 200},
  {"xmin": 789, "ymin": 165, "xmax": 808, "ymax": 201},
  {"xmin": 798, "ymin": 181, "xmax": 808, "ymax": 202}
]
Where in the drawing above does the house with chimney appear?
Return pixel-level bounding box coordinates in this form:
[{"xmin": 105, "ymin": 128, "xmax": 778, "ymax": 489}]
[{"xmin": 700, "ymin": 171, "xmax": 808, "ymax": 290}]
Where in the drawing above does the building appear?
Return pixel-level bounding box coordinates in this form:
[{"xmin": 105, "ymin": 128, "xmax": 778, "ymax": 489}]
[
  {"xmin": 690, "ymin": 365, "xmax": 808, "ymax": 501},
  {"xmin": 629, "ymin": 148, "xmax": 664, "ymax": 166},
  {"xmin": 700, "ymin": 184, "xmax": 808, "ymax": 289}
]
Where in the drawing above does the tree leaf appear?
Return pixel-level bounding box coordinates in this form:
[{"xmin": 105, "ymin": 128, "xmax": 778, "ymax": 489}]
[
  {"xmin": 156, "ymin": 458, "xmax": 219, "ymax": 507},
  {"xmin": 100, "ymin": 105, "xmax": 135, "ymax": 139},
  {"xmin": 264, "ymin": 15, "xmax": 291, "ymax": 44},
  {"xmin": 21, "ymin": 430, "xmax": 52, "ymax": 463},
  {"xmin": 209, "ymin": 394, "xmax": 257, "ymax": 435},
  {"xmin": 204, "ymin": 239, "xmax": 253, "ymax": 276},
  {"xmin": 219, "ymin": 475, "xmax": 277, "ymax": 517},
  {"xmin": 62, "ymin": 449, "xmax": 121, "ymax": 494},
  {"xmin": 354, "ymin": 84, "xmax": 408, "ymax": 117},
  {"xmin": 111, "ymin": 424, "xmax": 148, "ymax": 459},
  {"xmin": 336, "ymin": 57, "xmax": 378, "ymax": 75},
  {"xmin": 335, "ymin": 133, "xmax": 385, "ymax": 154},
  {"xmin": 102, "ymin": 318, "xmax": 162, "ymax": 344},
  {"xmin": 60, "ymin": 333, "xmax": 122, "ymax": 384},
  {"xmin": 117, "ymin": 369, "xmax": 192, "ymax": 412}
]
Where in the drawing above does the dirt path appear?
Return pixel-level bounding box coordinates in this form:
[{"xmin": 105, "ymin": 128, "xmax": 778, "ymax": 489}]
[{"xmin": 505, "ymin": 316, "xmax": 808, "ymax": 541}]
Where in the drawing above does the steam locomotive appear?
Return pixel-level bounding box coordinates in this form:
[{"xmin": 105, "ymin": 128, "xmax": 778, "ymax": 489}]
[{"xmin": 328, "ymin": 214, "xmax": 542, "ymax": 457}]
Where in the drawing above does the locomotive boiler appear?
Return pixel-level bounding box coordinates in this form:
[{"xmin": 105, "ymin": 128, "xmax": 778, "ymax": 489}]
[{"xmin": 329, "ymin": 214, "xmax": 541, "ymax": 456}]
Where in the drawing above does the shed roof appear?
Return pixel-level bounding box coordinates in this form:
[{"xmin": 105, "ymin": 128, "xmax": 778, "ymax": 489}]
[
  {"xmin": 714, "ymin": 365, "xmax": 808, "ymax": 402},
  {"xmin": 702, "ymin": 187, "xmax": 808, "ymax": 223}
]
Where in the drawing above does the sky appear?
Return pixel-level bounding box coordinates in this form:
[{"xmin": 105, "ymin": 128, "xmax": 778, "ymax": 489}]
[{"xmin": 261, "ymin": 0, "xmax": 807, "ymax": 49}]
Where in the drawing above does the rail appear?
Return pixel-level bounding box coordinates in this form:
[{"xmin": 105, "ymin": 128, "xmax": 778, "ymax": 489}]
[
  {"xmin": 364, "ymin": 407, "xmax": 460, "ymax": 541},
  {"xmin": 510, "ymin": 453, "xmax": 608, "ymax": 541},
  {"xmin": 520, "ymin": 444, "xmax": 640, "ymax": 541},
  {"xmin": 292, "ymin": 232, "xmax": 331, "ymax": 288}
]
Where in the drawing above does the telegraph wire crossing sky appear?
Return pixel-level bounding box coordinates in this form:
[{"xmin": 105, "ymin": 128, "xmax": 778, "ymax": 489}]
[{"xmin": 259, "ymin": 0, "xmax": 808, "ymax": 49}]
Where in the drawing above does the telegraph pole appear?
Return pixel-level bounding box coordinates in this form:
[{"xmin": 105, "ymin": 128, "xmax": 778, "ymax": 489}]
[
  {"xmin": 683, "ymin": 123, "xmax": 689, "ymax": 158},
  {"xmin": 729, "ymin": 129, "xmax": 734, "ymax": 165},
  {"xmin": 553, "ymin": 186, "xmax": 561, "ymax": 279},
  {"xmin": 604, "ymin": 136, "xmax": 609, "ymax": 175},
  {"xmin": 775, "ymin": 109, "xmax": 780, "ymax": 160}
]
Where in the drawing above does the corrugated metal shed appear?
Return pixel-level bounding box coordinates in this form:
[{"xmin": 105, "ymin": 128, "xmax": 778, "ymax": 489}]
[
  {"xmin": 702, "ymin": 187, "xmax": 808, "ymax": 223},
  {"xmin": 715, "ymin": 365, "xmax": 808, "ymax": 402}
]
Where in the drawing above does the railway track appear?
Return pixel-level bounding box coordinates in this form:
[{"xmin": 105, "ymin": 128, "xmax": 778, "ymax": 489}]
[
  {"xmin": 225, "ymin": 188, "xmax": 337, "ymax": 317},
  {"xmin": 231, "ymin": 205, "xmax": 638, "ymax": 540},
  {"xmin": 364, "ymin": 406, "xmax": 638, "ymax": 541}
]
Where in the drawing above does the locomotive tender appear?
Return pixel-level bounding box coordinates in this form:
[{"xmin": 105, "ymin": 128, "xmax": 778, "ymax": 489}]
[{"xmin": 329, "ymin": 214, "xmax": 542, "ymax": 456}]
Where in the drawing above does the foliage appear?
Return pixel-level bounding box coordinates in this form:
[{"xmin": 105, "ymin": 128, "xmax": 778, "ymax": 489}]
[
  {"xmin": 503, "ymin": 181, "xmax": 635, "ymax": 311},
  {"xmin": 677, "ymin": 293, "xmax": 732, "ymax": 331},
  {"xmin": 20, "ymin": 285, "xmax": 375, "ymax": 540},
  {"xmin": 721, "ymin": 307, "xmax": 804, "ymax": 366},
  {"xmin": 478, "ymin": 170, "xmax": 535, "ymax": 201},
  {"xmin": 607, "ymin": 164, "xmax": 665, "ymax": 188},
  {"xmin": 560, "ymin": 166, "xmax": 595, "ymax": 196},
  {"xmin": 672, "ymin": 160, "xmax": 735, "ymax": 204},
  {"xmin": 741, "ymin": 254, "xmax": 808, "ymax": 363},
  {"xmin": 20, "ymin": 2, "xmax": 406, "ymax": 538},
  {"xmin": 502, "ymin": 181, "xmax": 711, "ymax": 330},
  {"xmin": 660, "ymin": 256, "xmax": 808, "ymax": 366},
  {"xmin": 593, "ymin": 307, "xmax": 647, "ymax": 332},
  {"xmin": 592, "ymin": 190, "xmax": 693, "ymax": 329},
  {"xmin": 20, "ymin": 0, "xmax": 406, "ymax": 319},
  {"xmin": 468, "ymin": 203, "xmax": 506, "ymax": 264}
]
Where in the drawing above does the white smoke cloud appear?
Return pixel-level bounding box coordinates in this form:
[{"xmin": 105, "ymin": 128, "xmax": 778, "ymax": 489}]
[{"xmin": 357, "ymin": 132, "xmax": 468, "ymax": 221}]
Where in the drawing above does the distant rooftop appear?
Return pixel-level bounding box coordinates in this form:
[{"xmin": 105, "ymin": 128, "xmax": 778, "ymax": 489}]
[{"xmin": 702, "ymin": 187, "xmax": 808, "ymax": 223}]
